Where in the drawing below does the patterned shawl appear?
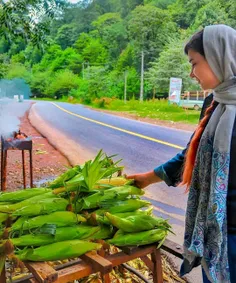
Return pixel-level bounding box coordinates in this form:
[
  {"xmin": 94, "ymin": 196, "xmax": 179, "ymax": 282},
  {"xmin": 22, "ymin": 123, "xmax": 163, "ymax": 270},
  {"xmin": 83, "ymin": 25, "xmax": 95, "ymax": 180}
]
[{"xmin": 182, "ymin": 25, "xmax": 236, "ymax": 282}]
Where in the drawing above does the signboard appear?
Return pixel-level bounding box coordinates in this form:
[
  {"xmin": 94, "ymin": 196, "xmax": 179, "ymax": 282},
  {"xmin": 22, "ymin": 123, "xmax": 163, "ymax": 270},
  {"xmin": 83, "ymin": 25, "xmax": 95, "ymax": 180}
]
[{"xmin": 168, "ymin": 77, "xmax": 182, "ymax": 104}]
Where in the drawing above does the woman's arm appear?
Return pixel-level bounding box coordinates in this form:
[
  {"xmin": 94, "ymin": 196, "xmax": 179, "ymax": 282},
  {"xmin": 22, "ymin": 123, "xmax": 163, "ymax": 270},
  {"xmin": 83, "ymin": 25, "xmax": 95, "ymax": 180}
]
[{"xmin": 127, "ymin": 93, "xmax": 214, "ymax": 189}]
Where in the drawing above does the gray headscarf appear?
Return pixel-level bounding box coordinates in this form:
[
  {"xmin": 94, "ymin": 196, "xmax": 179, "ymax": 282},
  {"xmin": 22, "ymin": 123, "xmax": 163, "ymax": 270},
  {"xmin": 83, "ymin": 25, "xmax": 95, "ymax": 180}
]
[
  {"xmin": 204, "ymin": 24, "xmax": 236, "ymax": 104},
  {"xmin": 182, "ymin": 25, "xmax": 236, "ymax": 283}
]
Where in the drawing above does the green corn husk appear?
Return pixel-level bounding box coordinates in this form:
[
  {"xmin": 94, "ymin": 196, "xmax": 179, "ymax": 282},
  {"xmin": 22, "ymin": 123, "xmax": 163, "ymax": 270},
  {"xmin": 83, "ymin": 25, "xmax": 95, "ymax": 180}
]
[
  {"xmin": 95, "ymin": 208, "xmax": 153, "ymax": 226},
  {"xmin": 11, "ymin": 211, "xmax": 86, "ymax": 232},
  {"xmin": 12, "ymin": 198, "xmax": 69, "ymax": 217},
  {"xmin": 84, "ymin": 225, "xmax": 114, "ymax": 240},
  {"xmin": 107, "ymin": 228, "xmax": 168, "ymax": 247},
  {"xmin": 54, "ymin": 150, "xmax": 124, "ymax": 194},
  {"xmin": 53, "ymin": 174, "xmax": 84, "ymax": 194},
  {"xmin": 0, "ymin": 213, "xmax": 9, "ymax": 223},
  {"xmin": 4, "ymin": 225, "xmax": 100, "ymax": 248},
  {"xmin": 16, "ymin": 240, "xmax": 102, "ymax": 261},
  {"xmin": 9, "ymin": 234, "xmax": 55, "ymax": 247},
  {"xmin": 97, "ymin": 199, "xmax": 151, "ymax": 214},
  {"xmin": 105, "ymin": 213, "xmax": 171, "ymax": 233},
  {"xmin": 94, "ymin": 177, "xmax": 134, "ymax": 189},
  {"xmin": 49, "ymin": 166, "xmax": 81, "ymax": 189},
  {"xmin": 55, "ymin": 225, "xmax": 100, "ymax": 242},
  {"xmin": 0, "ymin": 188, "xmax": 52, "ymax": 203},
  {"xmin": 0, "ymin": 192, "xmax": 56, "ymax": 213},
  {"xmin": 74, "ymin": 186, "xmax": 144, "ymax": 212}
]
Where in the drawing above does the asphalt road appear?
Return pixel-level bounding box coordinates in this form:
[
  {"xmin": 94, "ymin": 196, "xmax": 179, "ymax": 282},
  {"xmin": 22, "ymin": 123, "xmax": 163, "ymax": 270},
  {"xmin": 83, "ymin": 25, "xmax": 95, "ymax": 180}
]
[{"xmin": 33, "ymin": 101, "xmax": 194, "ymax": 245}]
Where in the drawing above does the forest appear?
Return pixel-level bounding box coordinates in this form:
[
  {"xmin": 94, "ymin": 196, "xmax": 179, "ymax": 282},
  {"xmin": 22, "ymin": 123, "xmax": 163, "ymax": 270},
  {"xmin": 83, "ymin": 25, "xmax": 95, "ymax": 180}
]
[{"xmin": 0, "ymin": 0, "xmax": 235, "ymax": 102}]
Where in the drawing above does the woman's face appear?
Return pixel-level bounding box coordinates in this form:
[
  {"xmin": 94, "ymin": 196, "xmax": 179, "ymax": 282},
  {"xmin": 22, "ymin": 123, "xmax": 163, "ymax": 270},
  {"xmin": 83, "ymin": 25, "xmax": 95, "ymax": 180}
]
[{"xmin": 188, "ymin": 49, "xmax": 220, "ymax": 90}]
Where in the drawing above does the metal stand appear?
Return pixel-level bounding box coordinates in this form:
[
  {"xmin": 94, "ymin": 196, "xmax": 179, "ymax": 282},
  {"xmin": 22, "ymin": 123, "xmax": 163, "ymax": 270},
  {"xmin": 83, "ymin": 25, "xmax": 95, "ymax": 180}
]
[{"xmin": 1, "ymin": 136, "xmax": 33, "ymax": 191}]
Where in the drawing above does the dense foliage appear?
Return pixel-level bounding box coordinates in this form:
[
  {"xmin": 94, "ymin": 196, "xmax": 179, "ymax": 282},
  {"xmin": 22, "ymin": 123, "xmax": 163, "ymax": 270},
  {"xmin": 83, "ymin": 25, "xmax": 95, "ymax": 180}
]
[{"xmin": 0, "ymin": 0, "xmax": 235, "ymax": 100}]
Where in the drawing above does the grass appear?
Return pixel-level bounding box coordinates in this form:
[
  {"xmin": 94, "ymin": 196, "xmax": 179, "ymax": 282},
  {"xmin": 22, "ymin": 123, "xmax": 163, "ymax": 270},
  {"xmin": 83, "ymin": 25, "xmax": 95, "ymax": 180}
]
[
  {"xmin": 92, "ymin": 98, "xmax": 200, "ymax": 125},
  {"xmin": 31, "ymin": 97, "xmax": 200, "ymax": 125}
]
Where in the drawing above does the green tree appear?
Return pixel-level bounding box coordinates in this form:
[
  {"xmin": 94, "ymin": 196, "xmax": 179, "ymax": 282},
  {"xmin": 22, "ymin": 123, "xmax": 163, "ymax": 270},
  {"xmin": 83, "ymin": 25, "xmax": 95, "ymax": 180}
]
[
  {"xmin": 168, "ymin": 0, "xmax": 208, "ymax": 28},
  {"xmin": 81, "ymin": 38, "xmax": 109, "ymax": 64},
  {"xmin": 5, "ymin": 63, "xmax": 31, "ymax": 82},
  {"xmin": 29, "ymin": 71, "xmax": 51, "ymax": 97},
  {"xmin": 50, "ymin": 47, "xmax": 83, "ymax": 73},
  {"xmin": 92, "ymin": 13, "xmax": 127, "ymax": 60},
  {"xmin": 0, "ymin": 0, "xmax": 64, "ymax": 45},
  {"xmin": 46, "ymin": 69, "xmax": 80, "ymax": 98},
  {"xmin": 145, "ymin": 38, "xmax": 200, "ymax": 93},
  {"xmin": 55, "ymin": 23, "xmax": 79, "ymax": 49},
  {"xmin": 144, "ymin": 0, "xmax": 176, "ymax": 9},
  {"xmin": 127, "ymin": 5, "xmax": 176, "ymax": 64},
  {"xmin": 116, "ymin": 44, "xmax": 135, "ymax": 72},
  {"xmin": 192, "ymin": 1, "xmax": 229, "ymax": 30}
]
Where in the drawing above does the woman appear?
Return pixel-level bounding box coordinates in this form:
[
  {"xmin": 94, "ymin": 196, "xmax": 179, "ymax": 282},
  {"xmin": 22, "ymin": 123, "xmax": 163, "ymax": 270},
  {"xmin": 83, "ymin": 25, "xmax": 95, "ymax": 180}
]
[{"xmin": 128, "ymin": 25, "xmax": 236, "ymax": 282}]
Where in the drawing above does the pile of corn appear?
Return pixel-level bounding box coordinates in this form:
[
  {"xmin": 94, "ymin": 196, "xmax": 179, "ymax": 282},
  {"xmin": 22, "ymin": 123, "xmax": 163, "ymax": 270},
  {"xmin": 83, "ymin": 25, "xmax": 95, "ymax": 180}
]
[{"xmin": 0, "ymin": 150, "xmax": 172, "ymax": 279}]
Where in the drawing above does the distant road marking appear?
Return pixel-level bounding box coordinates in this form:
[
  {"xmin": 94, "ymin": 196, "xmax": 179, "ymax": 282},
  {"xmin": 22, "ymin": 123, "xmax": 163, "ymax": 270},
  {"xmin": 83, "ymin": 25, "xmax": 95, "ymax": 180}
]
[{"xmin": 51, "ymin": 102, "xmax": 185, "ymax": 150}]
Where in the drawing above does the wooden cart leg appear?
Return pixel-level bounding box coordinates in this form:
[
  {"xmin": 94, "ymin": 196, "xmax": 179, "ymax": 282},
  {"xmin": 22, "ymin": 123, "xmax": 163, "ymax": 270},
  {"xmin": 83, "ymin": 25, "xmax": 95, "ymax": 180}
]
[
  {"xmin": 0, "ymin": 263, "xmax": 7, "ymax": 283},
  {"xmin": 1, "ymin": 150, "xmax": 7, "ymax": 191},
  {"xmin": 29, "ymin": 149, "xmax": 33, "ymax": 188},
  {"xmin": 102, "ymin": 273, "xmax": 111, "ymax": 283},
  {"xmin": 22, "ymin": 150, "xmax": 26, "ymax": 189},
  {"xmin": 151, "ymin": 249, "xmax": 163, "ymax": 283}
]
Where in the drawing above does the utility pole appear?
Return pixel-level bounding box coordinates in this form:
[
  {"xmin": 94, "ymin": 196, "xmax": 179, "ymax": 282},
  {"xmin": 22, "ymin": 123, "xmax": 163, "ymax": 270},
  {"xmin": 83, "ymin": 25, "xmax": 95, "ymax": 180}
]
[
  {"xmin": 140, "ymin": 50, "xmax": 144, "ymax": 102},
  {"xmin": 124, "ymin": 70, "xmax": 128, "ymax": 104},
  {"xmin": 82, "ymin": 62, "xmax": 84, "ymax": 79}
]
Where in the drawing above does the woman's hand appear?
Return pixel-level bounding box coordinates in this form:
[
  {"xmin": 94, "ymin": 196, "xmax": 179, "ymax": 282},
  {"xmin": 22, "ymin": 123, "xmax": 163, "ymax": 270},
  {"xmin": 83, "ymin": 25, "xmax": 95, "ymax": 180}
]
[{"xmin": 126, "ymin": 170, "xmax": 162, "ymax": 189}]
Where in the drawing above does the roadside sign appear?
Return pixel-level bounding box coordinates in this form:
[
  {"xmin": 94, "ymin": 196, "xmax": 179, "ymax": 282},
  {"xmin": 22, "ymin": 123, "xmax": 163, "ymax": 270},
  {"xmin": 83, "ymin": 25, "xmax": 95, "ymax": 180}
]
[{"xmin": 169, "ymin": 78, "xmax": 182, "ymax": 104}]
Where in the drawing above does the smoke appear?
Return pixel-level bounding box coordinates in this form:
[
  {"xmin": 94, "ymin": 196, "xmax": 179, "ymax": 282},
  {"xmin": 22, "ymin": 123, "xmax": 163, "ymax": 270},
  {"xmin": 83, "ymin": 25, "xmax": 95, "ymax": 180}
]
[{"xmin": 0, "ymin": 98, "xmax": 30, "ymax": 138}]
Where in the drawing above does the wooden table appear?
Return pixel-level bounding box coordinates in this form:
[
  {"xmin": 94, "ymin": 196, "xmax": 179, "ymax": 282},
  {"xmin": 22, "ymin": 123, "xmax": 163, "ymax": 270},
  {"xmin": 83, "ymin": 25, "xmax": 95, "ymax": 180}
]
[{"xmin": 0, "ymin": 243, "xmax": 166, "ymax": 283}]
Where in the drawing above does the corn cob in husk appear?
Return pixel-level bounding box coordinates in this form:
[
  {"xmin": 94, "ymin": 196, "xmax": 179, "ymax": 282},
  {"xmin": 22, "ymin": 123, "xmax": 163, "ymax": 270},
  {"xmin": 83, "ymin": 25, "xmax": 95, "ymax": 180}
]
[
  {"xmin": 84, "ymin": 225, "xmax": 114, "ymax": 240},
  {"xmin": 49, "ymin": 165, "xmax": 81, "ymax": 188},
  {"xmin": 11, "ymin": 211, "xmax": 86, "ymax": 232},
  {"xmin": 0, "ymin": 188, "xmax": 52, "ymax": 203},
  {"xmin": 94, "ymin": 177, "xmax": 134, "ymax": 189},
  {"xmin": 74, "ymin": 186, "xmax": 144, "ymax": 212},
  {"xmin": 1, "ymin": 225, "xmax": 100, "ymax": 247},
  {"xmin": 96, "ymin": 199, "xmax": 151, "ymax": 214},
  {"xmin": 12, "ymin": 198, "xmax": 69, "ymax": 217},
  {"xmin": 54, "ymin": 225, "xmax": 101, "ymax": 242},
  {"xmin": 16, "ymin": 240, "xmax": 102, "ymax": 261},
  {"xmin": 0, "ymin": 213, "xmax": 9, "ymax": 223},
  {"xmin": 105, "ymin": 213, "xmax": 171, "ymax": 233},
  {"xmin": 8, "ymin": 234, "xmax": 55, "ymax": 247},
  {"xmin": 0, "ymin": 192, "xmax": 55, "ymax": 213},
  {"xmin": 107, "ymin": 228, "xmax": 168, "ymax": 247},
  {"xmin": 94, "ymin": 208, "xmax": 153, "ymax": 226},
  {"xmin": 53, "ymin": 174, "xmax": 84, "ymax": 194}
]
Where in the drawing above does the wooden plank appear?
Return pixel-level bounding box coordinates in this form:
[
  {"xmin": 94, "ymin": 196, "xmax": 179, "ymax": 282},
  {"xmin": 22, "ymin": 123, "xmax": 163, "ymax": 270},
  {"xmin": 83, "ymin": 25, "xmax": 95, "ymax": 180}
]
[
  {"xmin": 0, "ymin": 264, "xmax": 7, "ymax": 283},
  {"xmin": 25, "ymin": 262, "xmax": 58, "ymax": 283},
  {"xmin": 102, "ymin": 273, "xmax": 111, "ymax": 283},
  {"xmin": 56, "ymin": 262, "xmax": 92, "ymax": 283},
  {"xmin": 121, "ymin": 244, "xmax": 155, "ymax": 255},
  {"xmin": 140, "ymin": 255, "xmax": 154, "ymax": 272},
  {"xmin": 151, "ymin": 249, "xmax": 163, "ymax": 283},
  {"xmin": 81, "ymin": 252, "xmax": 112, "ymax": 274},
  {"xmin": 105, "ymin": 245, "xmax": 156, "ymax": 267},
  {"xmin": 162, "ymin": 239, "xmax": 183, "ymax": 259}
]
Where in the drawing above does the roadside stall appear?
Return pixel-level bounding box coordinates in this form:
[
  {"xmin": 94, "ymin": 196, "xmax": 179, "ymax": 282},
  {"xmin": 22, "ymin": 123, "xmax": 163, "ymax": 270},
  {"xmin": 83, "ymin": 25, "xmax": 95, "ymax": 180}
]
[{"xmin": 0, "ymin": 150, "xmax": 182, "ymax": 283}]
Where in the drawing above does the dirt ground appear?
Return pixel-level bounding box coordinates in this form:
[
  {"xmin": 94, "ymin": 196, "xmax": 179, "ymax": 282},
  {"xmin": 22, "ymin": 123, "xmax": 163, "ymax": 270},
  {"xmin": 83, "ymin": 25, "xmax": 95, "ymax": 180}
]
[{"xmin": 0, "ymin": 111, "xmax": 69, "ymax": 191}]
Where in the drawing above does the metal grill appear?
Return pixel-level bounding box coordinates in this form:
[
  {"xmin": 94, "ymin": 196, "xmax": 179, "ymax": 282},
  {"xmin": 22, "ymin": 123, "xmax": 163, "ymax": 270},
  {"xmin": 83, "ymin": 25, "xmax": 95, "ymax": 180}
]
[{"xmin": 1, "ymin": 130, "xmax": 33, "ymax": 191}]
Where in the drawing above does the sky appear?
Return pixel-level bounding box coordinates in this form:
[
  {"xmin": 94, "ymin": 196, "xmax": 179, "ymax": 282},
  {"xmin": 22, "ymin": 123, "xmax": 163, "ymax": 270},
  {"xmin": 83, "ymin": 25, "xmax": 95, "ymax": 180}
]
[{"xmin": 68, "ymin": 0, "xmax": 81, "ymax": 3}]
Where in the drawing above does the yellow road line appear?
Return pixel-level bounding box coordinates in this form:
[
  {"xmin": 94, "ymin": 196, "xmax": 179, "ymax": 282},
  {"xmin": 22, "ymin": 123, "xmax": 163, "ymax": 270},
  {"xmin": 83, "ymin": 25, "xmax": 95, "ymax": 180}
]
[{"xmin": 51, "ymin": 102, "xmax": 185, "ymax": 150}]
